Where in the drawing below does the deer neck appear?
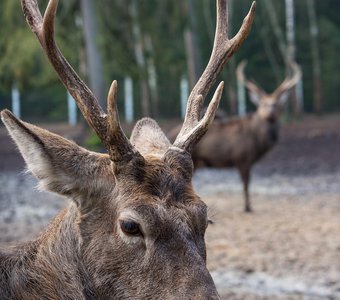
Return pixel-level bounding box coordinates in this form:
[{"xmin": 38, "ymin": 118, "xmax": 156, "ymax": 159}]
[
  {"xmin": 0, "ymin": 204, "xmax": 93, "ymax": 299},
  {"xmin": 253, "ymin": 111, "xmax": 279, "ymax": 127},
  {"xmin": 251, "ymin": 113, "xmax": 280, "ymax": 145}
]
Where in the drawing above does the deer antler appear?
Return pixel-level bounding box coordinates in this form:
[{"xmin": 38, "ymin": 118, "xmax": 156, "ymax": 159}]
[
  {"xmin": 272, "ymin": 61, "xmax": 302, "ymax": 99},
  {"xmin": 236, "ymin": 60, "xmax": 266, "ymax": 98},
  {"xmin": 21, "ymin": 0, "xmax": 141, "ymax": 164},
  {"xmin": 23, "ymin": 0, "xmax": 255, "ymax": 161},
  {"xmin": 174, "ymin": 0, "xmax": 256, "ymax": 152}
]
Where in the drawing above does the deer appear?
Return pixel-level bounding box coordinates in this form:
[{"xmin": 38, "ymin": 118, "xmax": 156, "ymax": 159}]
[
  {"xmin": 0, "ymin": 0, "xmax": 255, "ymax": 298},
  {"xmin": 190, "ymin": 60, "xmax": 301, "ymax": 213}
]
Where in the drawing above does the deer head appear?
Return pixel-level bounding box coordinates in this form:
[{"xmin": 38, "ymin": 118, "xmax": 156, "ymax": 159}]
[
  {"xmin": 1, "ymin": 0, "xmax": 255, "ymax": 298},
  {"xmin": 237, "ymin": 60, "xmax": 301, "ymax": 121}
]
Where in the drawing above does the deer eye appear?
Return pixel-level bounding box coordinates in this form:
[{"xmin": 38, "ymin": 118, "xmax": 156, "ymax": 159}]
[{"xmin": 119, "ymin": 220, "xmax": 142, "ymax": 236}]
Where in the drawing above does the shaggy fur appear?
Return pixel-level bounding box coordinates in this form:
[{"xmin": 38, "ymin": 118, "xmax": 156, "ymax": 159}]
[{"xmin": 0, "ymin": 111, "xmax": 220, "ymax": 300}]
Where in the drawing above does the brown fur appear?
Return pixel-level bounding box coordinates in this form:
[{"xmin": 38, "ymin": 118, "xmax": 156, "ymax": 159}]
[
  {"xmin": 0, "ymin": 114, "xmax": 220, "ymax": 299},
  {"xmin": 1, "ymin": 0, "xmax": 256, "ymax": 296},
  {"xmin": 192, "ymin": 112, "xmax": 279, "ymax": 213},
  {"xmin": 168, "ymin": 111, "xmax": 279, "ymax": 213},
  {"xmin": 168, "ymin": 61, "xmax": 300, "ymax": 213}
]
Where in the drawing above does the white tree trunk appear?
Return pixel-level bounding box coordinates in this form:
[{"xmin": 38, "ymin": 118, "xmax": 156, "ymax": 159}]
[
  {"xmin": 145, "ymin": 35, "xmax": 159, "ymax": 117},
  {"xmin": 285, "ymin": 0, "xmax": 303, "ymax": 114},
  {"xmin": 80, "ymin": 0, "xmax": 105, "ymax": 108},
  {"xmin": 130, "ymin": 0, "xmax": 150, "ymax": 117},
  {"xmin": 285, "ymin": 0, "xmax": 296, "ymax": 60}
]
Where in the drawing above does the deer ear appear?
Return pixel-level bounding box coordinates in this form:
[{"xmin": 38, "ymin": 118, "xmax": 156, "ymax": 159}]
[
  {"xmin": 248, "ymin": 90, "xmax": 262, "ymax": 106},
  {"xmin": 130, "ymin": 118, "xmax": 171, "ymax": 158},
  {"xmin": 1, "ymin": 110, "xmax": 114, "ymax": 200}
]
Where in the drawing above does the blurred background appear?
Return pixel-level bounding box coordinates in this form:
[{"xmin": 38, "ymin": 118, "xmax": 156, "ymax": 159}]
[
  {"xmin": 0, "ymin": 0, "xmax": 339, "ymax": 120},
  {"xmin": 0, "ymin": 0, "xmax": 339, "ymax": 299}
]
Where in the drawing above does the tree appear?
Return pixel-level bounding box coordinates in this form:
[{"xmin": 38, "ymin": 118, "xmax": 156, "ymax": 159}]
[
  {"xmin": 80, "ymin": 0, "xmax": 106, "ymax": 109},
  {"xmin": 306, "ymin": 0, "xmax": 323, "ymax": 114}
]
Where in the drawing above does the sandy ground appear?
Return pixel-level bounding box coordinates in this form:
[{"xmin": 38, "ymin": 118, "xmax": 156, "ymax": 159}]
[
  {"xmin": 202, "ymin": 184, "xmax": 340, "ymax": 299},
  {"xmin": 0, "ymin": 115, "xmax": 340, "ymax": 299}
]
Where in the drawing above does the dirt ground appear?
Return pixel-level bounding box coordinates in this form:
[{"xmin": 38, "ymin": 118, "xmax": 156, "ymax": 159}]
[{"xmin": 0, "ymin": 114, "xmax": 339, "ymax": 299}]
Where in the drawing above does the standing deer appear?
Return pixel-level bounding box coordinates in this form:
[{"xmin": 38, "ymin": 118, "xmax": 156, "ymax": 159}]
[
  {"xmin": 191, "ymin": 61, "xmax": 301, "ymax": 213},
  {"xmin": 0, "ymin": 0, "xmax": 255, "ymax": 298}
]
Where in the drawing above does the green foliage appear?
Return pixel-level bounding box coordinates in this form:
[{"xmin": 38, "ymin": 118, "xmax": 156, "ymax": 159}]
[
  {"xmin": 84, "ymin": 132, "xmax": 102, "ymax": 151},
  {"xmin": 0, "ymin": 0, "xmax": 339, "ymax": 121},
  {"xmin": 0, "ymin": 0, "xmax": 82, "ymax": 120}
]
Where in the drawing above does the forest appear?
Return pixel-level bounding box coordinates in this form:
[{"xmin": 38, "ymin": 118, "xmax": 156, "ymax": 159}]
[{"xmin": 0, "ymin": 0, "xmax": 339, "ymax": 122}]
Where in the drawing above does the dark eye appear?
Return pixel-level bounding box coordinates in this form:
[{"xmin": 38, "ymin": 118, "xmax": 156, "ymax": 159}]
[{"xmin": 119, "ymin": 220, "xmax": 142, "ymax": 236}]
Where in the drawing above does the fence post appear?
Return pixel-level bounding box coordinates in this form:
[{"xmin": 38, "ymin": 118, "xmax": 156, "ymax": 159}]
[
  {"xmin": 11, "ymin": 85, "xmax": 21, "ymax": 118},
  {"xmin": 180, "ymin": 76, "xmax": 189, "ymax": 119},
  {"xmin": 124, "ymin": 77, "xmax": 134, "ymax": 123},
  {"xmin": 237, "ymin": 76, "xmax": 246, "ymax": 116},
  {"xmin": 67, "ymin": 92, "xmax": 77, "ymax": 126}
]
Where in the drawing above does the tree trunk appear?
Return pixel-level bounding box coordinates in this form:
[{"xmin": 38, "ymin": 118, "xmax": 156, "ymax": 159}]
[
  {"xmin": 188, "ymin": 0, "xmax": 202, "ymax": 83},
  {"xmin": 80, "ymin": 0, "xmax": 106, "ymax": 109},
  {"xmin": 285, "ymin": 0, "xmax": 302, "ymax": 116},
  {"xmin": 262, "ymin": 0, "xmax": 287, "ymax": 59},
  {"xmin": 130, "ymin": 0, "xmax": 150, "ymax": 117},
  {"xmin": 184, "ymin": 29, "xmax": 197, "ymax": 90},
  {"xmin": 285, "ymin": 0, "xmax": 296, "ymax": 60},
  {"xmin": 144, "ymin": 35, "xmax": 159, "ymax": 118},
  {"xmin": 257, "ymin": 22, "xmax": 282, "ymax": 84},
  {"xmin": 227, "ymin": 0, "xmax": 237, "ymax": 115},
  {"xmin": 307, "ymin": 0, "xmax": 323, "ymax": 114}
]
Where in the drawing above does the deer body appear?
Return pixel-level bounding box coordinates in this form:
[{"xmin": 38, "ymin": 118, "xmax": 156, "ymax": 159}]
[
  {"xmin": 192, "ymin": 113, "xmax": 279, "ymax": 213},
  {"xmin": 0, "ymin": 208, "xmax": 88, "ymax": 299},
  {"xmin": 193, "ymin": 113, "xmax": 279, "ymax": 169},
  {"xmin": 192, "ymin": 61, "xmax": 301, "ymax": 212},
  {"xmin": 0, "ymin": 0, "xmax": 256, "ymax": 298}
]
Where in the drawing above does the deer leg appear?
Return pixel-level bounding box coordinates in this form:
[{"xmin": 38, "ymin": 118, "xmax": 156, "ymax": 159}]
[{"xmin": 239, "ymin": 167, "xmax": 252, "ymax": 213}]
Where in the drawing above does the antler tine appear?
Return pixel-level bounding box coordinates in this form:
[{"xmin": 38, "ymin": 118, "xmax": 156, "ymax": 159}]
[
  {"xmin": 273, "ymin": 61, "xmax": 302, "ymax": 97},
  {"xmin": 174, "ymin": 82, "xmax": 224, "ymax": 152},
  {"xmin": 21, "ymin": 0, "xmax": 138, "ymax": 164},
  {"xmin": 106, "ymin": 80, "xmax": 139, "ymax": 162},
  {"xmin": 174, "ymin": 0, "xmax": 256, "ymax": 152},
  {"xmin": 237, "ymin": 60, "xmax": 266, "ymax": 96}
]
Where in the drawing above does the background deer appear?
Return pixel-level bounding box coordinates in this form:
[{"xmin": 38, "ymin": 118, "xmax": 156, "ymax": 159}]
[
  {"xmin": 190, "ymin": 61, "xmax": 301, "ymax": 213},
  {"xmin": 0, "ymin": 0, "xmax": 255, "ymax": 298}
]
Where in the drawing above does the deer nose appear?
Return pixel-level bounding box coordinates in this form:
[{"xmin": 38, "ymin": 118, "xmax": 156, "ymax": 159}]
[
  {"xmin": 184, "ymin": 273, "xmax": 221, "ymax": 300},
  {"xmin": 171, "ymin": 270, "xmax": 220, "ymax": 299}
]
